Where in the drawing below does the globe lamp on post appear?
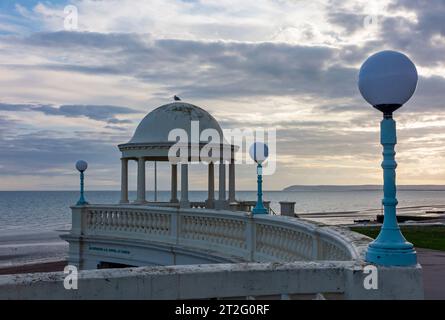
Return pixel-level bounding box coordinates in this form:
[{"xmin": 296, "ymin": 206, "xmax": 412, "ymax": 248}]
[
  {"xmin": 358, "ymin": 50, "xmax": 418, "ymax": 266},
  {"xmin": 249, "ymin": 142, "xmax": 269, "ymax": 215},
  {"xmin": 75, "ymin": 160, "xmax": 89, "ymax": 206}
]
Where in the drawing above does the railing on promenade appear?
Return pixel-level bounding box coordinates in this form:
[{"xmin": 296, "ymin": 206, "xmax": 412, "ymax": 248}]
[{"xmin": 76, "ymin": 205, "xmax": 366, "ymax": 263}]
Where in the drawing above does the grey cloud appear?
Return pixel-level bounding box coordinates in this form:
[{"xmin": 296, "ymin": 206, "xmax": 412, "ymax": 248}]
[
  {"xmin": 16, "ymin": 31, "xmax": 444, "ymax": 110},
  {"xmin": 15, "ymin": 30, "xmax": 445, "ymax": 107},
  {"xmin": 9, "ymin": 32, "xmax": 359, "ymax": 100},
  {"xmin": 0, "ymin": 103, "xmax": 46, "ymax": 111},
  {"xmin": 104, "ymin": 125, "xmax": 129, "ymax": 131},
  {"xmin": 0, "ymin": 122, "xmax": 129, "ymax": 176},
  {"xmin": 326, "ymin": 0, "xmax": 445, "ymax": 67},
  {"xmin": 22, "ymin": 31, "xmax": 149, "ymax": 51},
  {"xmin": 389, "ymin": 0, "xmax": 445, "ymax": 37},
  {"xmin": 0, "ymin": 129, "xmax": 126, "ymax": 176},
  {"xmin": 0, "ymin": 102, "xmax": 139, "ymax": 124},
  {"xmin": 106, "ymin": 118, "xmax": 133, "ymax": 124},
  {"xmin": 314, "ymin": 74, "xmax": 445, "ymax": 114},
  {"xmin": 327, "ymin": 11, "xmax": 367, "ymax": 34}
]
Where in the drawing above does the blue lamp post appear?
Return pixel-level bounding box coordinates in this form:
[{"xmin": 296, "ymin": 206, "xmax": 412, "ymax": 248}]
[
  {"xmin": 75, "ymin": 160, "xmax": 89, "ymax": 206},
  {"xmin": 358, "ymin": 50, "xmax": 418, "ymax": 266},
  {"xmin": 249, "ymin": 142, "xmax": 269, "ymax": 215}
]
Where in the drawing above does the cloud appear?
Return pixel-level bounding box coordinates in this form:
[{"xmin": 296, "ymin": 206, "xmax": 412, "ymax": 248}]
[
  {"xmin": 0, "ymin": 102, "xmax": 140, "ymax": 124},
  {"xmin": 325, "ymin": 0, "xmax": 445, "ymax": 68},
  {"xmin": 0, "ymin": 131, "xmax": 120, "ymax": 177},
  {"xmin": 5, "ymin": 31, "xmax": 360, "ymax": 100}
]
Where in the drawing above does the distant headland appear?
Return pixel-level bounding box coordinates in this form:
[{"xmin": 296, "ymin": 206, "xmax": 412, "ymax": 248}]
[{"xmin": 282, "ymin": 185, "xmax": 445, "ymax": 192}]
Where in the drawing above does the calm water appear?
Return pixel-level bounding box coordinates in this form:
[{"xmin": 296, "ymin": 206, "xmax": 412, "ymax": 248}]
[{"xmin": 1, "ymin": 190, "xmax": 445, "ymax": 232}]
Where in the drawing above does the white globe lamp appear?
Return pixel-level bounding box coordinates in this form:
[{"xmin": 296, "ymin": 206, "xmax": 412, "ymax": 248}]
[{"xmin": 358, "ymin": 50, "xmax": 418, "ymax": 116}]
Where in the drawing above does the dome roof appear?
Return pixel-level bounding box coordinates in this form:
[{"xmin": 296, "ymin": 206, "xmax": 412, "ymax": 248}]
[{"xmin": 129, "ymin": 102, "xmax": 224, "ymax": 144}]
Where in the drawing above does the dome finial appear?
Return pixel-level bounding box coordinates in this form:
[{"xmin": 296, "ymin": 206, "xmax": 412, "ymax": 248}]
[{"xmin": 173, "ymin": 95, "xmax": 181, "ymax": 101}]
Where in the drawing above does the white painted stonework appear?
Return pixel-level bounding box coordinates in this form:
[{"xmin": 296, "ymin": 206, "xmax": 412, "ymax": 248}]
[
  {"xmin": 0, "ymin": 205, "xmax": 424, "ymax": 299},
  {"xmin": 63, "ymin": 205, "xmax": 365, "ymax": 268}
]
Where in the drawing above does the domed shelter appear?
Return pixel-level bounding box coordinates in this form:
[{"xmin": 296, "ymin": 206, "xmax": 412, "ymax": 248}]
[
  {"xmin": 129, "ymin": 102, "xmax": 224, "ymax": 144},
  {"xmin": 118, "ymin": 101, "xmax": 237, "ymax": 209}
]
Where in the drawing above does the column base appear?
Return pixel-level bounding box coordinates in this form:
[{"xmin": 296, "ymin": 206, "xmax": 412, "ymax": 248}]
[
  {"xmin": 366, "ymin": 242, "xmax": 417, "ymax": 266},
  {"xmin": 133, "ymin": 200, "xmax": 147, "ymax": 205},
  {"xmin": 119, "ymin": 200, "xmax": 129, "ymax": 204},
  {"xmin": 205, "ymin": 199, "xmax": 215, "ymax": 209},
  {"xmin": 170, "ymin": 199, "xmax": 179, "ymax": 203},
  {"xmin": 215, "ymin": 200, "xmax": 229, "ymax": 210},
  {"xmin": 179, "ymin": 200, "xmax": 190, "ymax": 208}
]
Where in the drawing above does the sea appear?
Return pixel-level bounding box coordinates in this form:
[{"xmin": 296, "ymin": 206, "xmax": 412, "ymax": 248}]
[{"xmin": 1, "ymin": 189, "xmax": 445, "ymax": 232}]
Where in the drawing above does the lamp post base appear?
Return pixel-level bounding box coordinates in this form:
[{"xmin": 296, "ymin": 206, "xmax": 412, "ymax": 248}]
[
  {"xmin": 366, "ymin": 241, "xmax": 417, "ymax": 266},
  {"xmin": 252, "ymin": 206, "xmax": 268, "ymax": 215},
  {"xmin": 76, "ymin": 200, "xmax": 89, "ymax": 206}
]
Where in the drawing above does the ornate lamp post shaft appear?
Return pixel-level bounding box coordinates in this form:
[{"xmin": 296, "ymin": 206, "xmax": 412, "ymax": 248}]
[
  {"xmin": 366, "ymin": 115, "xmax": 416, "ymax": 265},
  {"xmin": 381, "ymin": 117, "xmax": 398, "ymax": 228},
  {"xmin": 77, "ymin": 171, "xmax": 88, "ymax": 205},
  {"xmin": 252, "ymin": 163, "xmax": 267, "ymax": 215}
]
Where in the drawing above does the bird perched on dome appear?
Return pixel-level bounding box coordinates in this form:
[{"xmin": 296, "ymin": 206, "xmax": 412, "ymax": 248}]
[{"xmin": 174, "ymin": 95, "xmax": 181, "ymax": 101}]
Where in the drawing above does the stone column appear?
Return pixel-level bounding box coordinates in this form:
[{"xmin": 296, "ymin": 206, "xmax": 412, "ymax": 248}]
[
  {"xmin": 136, "ymin": 157, "xmax": 146, "ymax": 204},
  {"xmin": 170, "ymin": 164, "xmax": 178, "ymax": 203},
  {"xmin": 206, "ymin": 162, "xmax": 215, "ymax": 208},
  {"xmin": 154, "ymin": 161, "xmax": 157, "ymax": 202},
  {"xmin": 180, "ymin": 163, "xmax": 190, "ymax": 208},
  {"xmin": 228, "ymin": 157, "xmax": 236, "ymax": 203},
  {"xmin": 216, "ymin": 161, "xmax": 226, "ymax": 209},
  {"xmin": 120, "ymin": 158, "xmax": 129, "ymax": 204}
]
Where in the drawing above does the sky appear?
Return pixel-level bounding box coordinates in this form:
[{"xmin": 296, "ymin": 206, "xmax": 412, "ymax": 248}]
[{"xmin": 0, "ymin": 0, "xmax": 445, "ymax": 191}]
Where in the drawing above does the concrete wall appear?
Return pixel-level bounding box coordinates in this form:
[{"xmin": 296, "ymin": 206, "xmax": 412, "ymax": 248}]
[{"xmin": 0, "ymin": 261, "xmax": 423, "ymax": 300}]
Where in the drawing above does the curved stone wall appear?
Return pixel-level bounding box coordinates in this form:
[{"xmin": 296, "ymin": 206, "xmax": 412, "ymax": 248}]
[{"xmin": 63, "ymin": 205, "xmax": 370, "ymax": 269}]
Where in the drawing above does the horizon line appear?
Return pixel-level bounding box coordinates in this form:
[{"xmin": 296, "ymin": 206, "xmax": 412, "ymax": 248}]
[{"xmin": 3, "ymin": 184, "xmax": 445, "ymax": 192}]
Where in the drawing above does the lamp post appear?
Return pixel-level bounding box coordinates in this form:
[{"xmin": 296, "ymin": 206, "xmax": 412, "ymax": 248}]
[
  {"xmin": 75, "ymin": 160, "xmax": 89, "ymax": 206},
  {"xmin": 358, "ymin": 50, "xmax": 418, "ymax": 266},
  {"xmin": 249, "ymin": 142, "xmax": 269, "ymax": 215}
]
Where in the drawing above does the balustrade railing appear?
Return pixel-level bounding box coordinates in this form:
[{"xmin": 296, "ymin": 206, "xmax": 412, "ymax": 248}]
[{"xmin": 73, "ymin": 205, "xmax": 364, "ymax": 263}]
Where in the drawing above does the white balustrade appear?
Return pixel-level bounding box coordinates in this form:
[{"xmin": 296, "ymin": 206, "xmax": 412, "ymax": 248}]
[
  {"xmin": 72, "ymin": 205, "xmax": 363, "ymax": 264},
  {"xmin": 84, "ymin": 208, "xmax": 172, "ymax": 242}
]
